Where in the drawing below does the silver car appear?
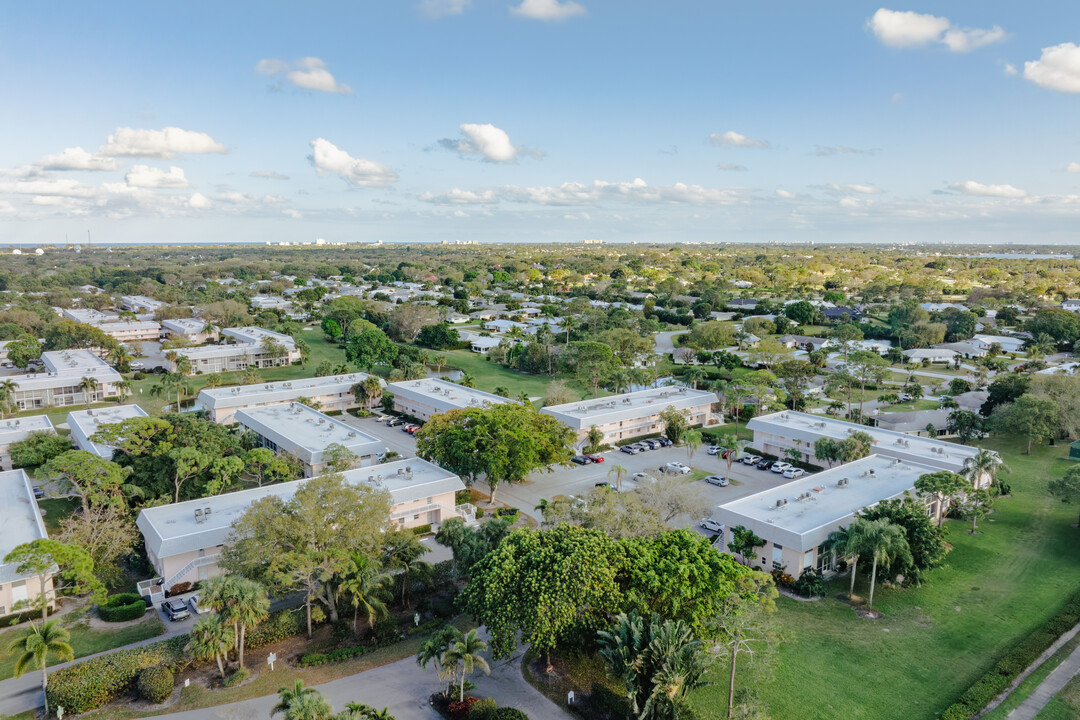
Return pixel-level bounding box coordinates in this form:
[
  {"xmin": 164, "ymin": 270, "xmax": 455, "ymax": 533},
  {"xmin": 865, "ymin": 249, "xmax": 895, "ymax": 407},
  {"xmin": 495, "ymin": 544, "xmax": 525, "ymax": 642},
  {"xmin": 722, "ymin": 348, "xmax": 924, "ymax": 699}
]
[
  {"xmin": 704, "ymin": 475, "xmax": 729, "ymax": 487},
  {"xmin": 700, "ymin": 518, "xmax": 724, "ymax": 533}
]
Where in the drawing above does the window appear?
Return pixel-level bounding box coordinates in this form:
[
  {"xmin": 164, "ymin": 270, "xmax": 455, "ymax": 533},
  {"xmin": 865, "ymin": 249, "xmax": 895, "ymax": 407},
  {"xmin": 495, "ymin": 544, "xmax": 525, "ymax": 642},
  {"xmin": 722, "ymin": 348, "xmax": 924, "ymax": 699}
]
[
  {"xmin": 771, "ymin": 544, "xmax": 784, "ymax": 570},
  {"xmin": 426, "ymin": 496, "xmax": 433, "ymax": 504},
  {"xmin": 816, "ymin": 545, "xmax": 834, "ymax": 574}
]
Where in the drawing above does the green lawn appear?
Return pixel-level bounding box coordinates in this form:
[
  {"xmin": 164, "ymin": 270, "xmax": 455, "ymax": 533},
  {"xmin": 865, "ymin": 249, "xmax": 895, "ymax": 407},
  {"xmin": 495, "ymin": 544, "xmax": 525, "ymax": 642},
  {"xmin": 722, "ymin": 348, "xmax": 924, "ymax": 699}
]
[
  {"xmin": 983, "ymin": 631, "xmax": 1080, "ymax": 720},
  {"xmin": 438, "ymin": 349, "xmax": 586, "ymax": 401},
  {"xmin": 0, "ymin": 614, "xmax": 165, "ymax": 681},
  {"xmin": 1034, "ymin": 672, "xmax": 1080, "ymax": 719},
  {"xmin": 688, "ymin": 435, "xmax": 1080, "ymax": 720},
  {"xmin": 38, "ymin": 497, "xmax": 79, "ymax": 535},
  {"xmin": 879, "ymin": 398, "xmax": 941, "ymax": 413}
]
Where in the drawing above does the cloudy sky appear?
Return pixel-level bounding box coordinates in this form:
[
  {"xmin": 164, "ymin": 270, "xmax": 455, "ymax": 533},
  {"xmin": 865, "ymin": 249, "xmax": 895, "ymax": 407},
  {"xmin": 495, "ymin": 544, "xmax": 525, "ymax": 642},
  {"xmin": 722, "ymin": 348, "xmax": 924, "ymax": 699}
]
[{"xmin": 2, "ymin": 2, "xmax": 1079, "ymax": 245}]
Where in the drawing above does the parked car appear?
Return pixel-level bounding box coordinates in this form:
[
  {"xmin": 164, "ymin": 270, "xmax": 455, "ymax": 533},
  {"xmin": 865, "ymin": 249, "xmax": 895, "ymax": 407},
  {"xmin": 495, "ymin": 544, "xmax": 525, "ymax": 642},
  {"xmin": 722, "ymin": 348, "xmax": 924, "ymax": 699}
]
[
  {"xmin": 187, "ymin": 594, "xmax": 208, "ymax": 615},
  {"xmin": 161, "ymin": 598, "xmax": 190, "ymax": 622},
  {"xmin": 631, "ymin": 472, "xmax": 653, "ymax": 482},
  {"xmin": 783, "ymin": 467, "xmax": 806, "ymax": 479},
  {"xmin": 32, "ymin": 486, "xmax": 44, "ymax": 499},
  {"xmin": 704, "ymin": 475, "xmax": 729, "ymax": 487},
  {"xmin": 755, "ymin": 459, "xmax": 775, "ymax": 470},
  {"xmin": 571, "ymin": 455, "xmax": 591, "ymax": 465},
  {"xmin": 620, "ymin": 446, "xmax": 639, "ymax": 455},
  {"xmin": 586, "ymin": 454, "xmax": 605, "ymax": 463},
  {"xmin": 741, "ymin": 454, "xmax": 762, "ymax": 465},
  {"xmin": 658, "ymin": 438, "xmax": 673, "ymax": 447},
  {"xmin": 707, "ymin": 445, "xmax": 724, "ymax": 456},
  {"xmin": 387, "ymin": 417, "xmax": 404, "ymax": 427},
  {"xmin": 401, "ymin": 424, "xmax": 416, "ymax": 433},
  {"xmin": 646, "ymin": 439, "xmax": 663, "ymax": 450},
  {"xmin": 700, "ymin": 517, "xmax": 724, "ymax": 533},
  {"xmin": 661, "ymin": 462, "xmax": 692, "ymax": 475},
  {"xmin": 595, "ymin": 482, "xmax": 616, "ymax": 490},
  {"xmin": 771, "ymin": 462, "xmax": 792, "ymax": 474},
  {"xmin": 406, "ymin": 425, "xmax": 421, "ymax": 435},
  {"xmin": 631, "ymin": 442, "xmax": 650, "ymax": 452},
  {"xmin": 129, "ymin": 361, "xmax": 145, "ymax": 369}
]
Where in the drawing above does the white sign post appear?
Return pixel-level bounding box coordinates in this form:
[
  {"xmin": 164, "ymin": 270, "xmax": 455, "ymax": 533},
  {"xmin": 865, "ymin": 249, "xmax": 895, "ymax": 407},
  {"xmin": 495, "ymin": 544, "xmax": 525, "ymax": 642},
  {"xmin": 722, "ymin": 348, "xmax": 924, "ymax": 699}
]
[{"xmin": 268, "ymin": 652, "xmax": 278, "ymax": 671}]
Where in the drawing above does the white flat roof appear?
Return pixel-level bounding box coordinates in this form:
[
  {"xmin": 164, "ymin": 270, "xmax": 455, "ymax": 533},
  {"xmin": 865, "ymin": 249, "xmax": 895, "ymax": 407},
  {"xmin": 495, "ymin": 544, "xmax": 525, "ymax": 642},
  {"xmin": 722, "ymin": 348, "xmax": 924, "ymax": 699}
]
[
  {"xmin": 748, "ymin": 410, "xmax": 985, "ymax": 473},
  {"xmin": 0, "ymin": 415, "xmax": 55, "ymax": 448},
  {"xmin": 222, "ymin": 327, "xmax": 295, "ymax": 346},
  {"xmin": 121, "ymin": 295, "xmax": 165, "ymax": 308},
  {"xmin": 542, "ymin": 386, "xmax": 715, "ymax": 429},
  {"xmin": 137, "ymin": 458, "xmax": 464, "ymax": 558},
  {"xmin": 386, "ymin": 379, "xmax": 510, "ymax": 413},
  {"xmin": 42, "ymin": 349, "xmax": 110, "ymax": 373},
  {"xmin": 162, "ymin": 318, "xmax": 211, "ymax": 334},
  {"xmin": 0, "ymin": 470, "xmax": 49, "ymax": 584},
  {"xmin": 236, "ymin": 403, "xmax": 383, "ymax": 464},
  {"xmin": 175, "ymin": 345, "xmax": 259, "ymax": 361},
  {"xmin": 9, "ymin": 350, "xmax": 121, "ymax": 392},
  {"xmin": 198, "ymin": 373, "xmax": 379, "ymax": 411},
  {"xmin": 96, "ymin": 320, "xmax": 161, "ymax": 332},
  {"xmin": 63, "ymin": 308, "xmax": 118, "ymax": 324},
  {"xmin": 66, "ymin": 404, "xmax": 149, "ymax": 458},
  {"xmin": 713, "ymin": 454, "xmax": 937, "ymax": 552}
]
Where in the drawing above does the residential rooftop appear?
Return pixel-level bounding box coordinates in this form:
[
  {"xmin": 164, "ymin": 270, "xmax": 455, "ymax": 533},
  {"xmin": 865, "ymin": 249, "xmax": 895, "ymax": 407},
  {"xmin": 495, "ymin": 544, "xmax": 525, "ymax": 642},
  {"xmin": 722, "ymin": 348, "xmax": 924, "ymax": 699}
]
[
  {"xmin": 222, "ymin": 327, "xmax": 295, "ymax": 346},
  {"xmin": 162, "ymin": 318, "xmax": 213, "ymax": 334},
  {"xmin": 66, "ymin": 404, "xmax": 149, "ymax": 458},
  {"xmin": 386, "ymin": 379, "xmax": 510, "ymax": 412},
  {"xmin": 713, "ymin": 454, "xmax": 938, "ymax": 552},
  {"xmin": 198, "ymin": 373, "xmax": 378, "ymax": 410},
  {"xmin": 136, "ymin": 458, "xmax": 464, "ymax": 558},
  {"xmin": 0, "ymin": 415, "xmax": 55, "ymax": 447},
  {"xmin": 0, "ymin": 470, "xmax": 49, "ymax": 584},
  {"xmin": 542, "ymin": 386, "xmax": 715, "ymax": 429},
  {"xmin": 235, "ymin": 402, "xmax": 383, "ymax": 463}
]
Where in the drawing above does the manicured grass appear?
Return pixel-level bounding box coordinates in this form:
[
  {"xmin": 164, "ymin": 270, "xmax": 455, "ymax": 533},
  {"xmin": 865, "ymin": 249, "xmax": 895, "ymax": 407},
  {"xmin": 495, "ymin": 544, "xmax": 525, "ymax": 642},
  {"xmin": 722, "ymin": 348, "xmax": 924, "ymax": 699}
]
[
  {"xmin": 688, "ymin": 435, "xmax": 1080, "ymax": 720},
  {"xmin": 1034, "ymin": 672, "xmax": 1080, "ymax": 719},
  {"xmin": 879, "ymin": 398, "xmax": 941, "ymax": 413},
  {"xmin": 0, "ymin": 614, "xmax": 165, "ymax": 681},
  {"xmin": 982, "ymin": 631, "xmax": 1080, "ymax": 720},
  {"xmin": 38, "ymin": 497, "xmax": 80, "ymax": 536},
  {"xmin": 439, "ymin": 349, "xmax": 584, "ymax": 401}
]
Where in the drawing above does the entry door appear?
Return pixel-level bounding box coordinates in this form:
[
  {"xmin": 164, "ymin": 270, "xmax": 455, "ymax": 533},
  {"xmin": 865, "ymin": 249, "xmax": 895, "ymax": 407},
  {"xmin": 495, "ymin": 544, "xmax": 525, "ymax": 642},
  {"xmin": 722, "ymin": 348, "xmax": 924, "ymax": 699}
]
[{"xmin": 11, "ymin": 582, "xmax": 27, "ymax": 604}]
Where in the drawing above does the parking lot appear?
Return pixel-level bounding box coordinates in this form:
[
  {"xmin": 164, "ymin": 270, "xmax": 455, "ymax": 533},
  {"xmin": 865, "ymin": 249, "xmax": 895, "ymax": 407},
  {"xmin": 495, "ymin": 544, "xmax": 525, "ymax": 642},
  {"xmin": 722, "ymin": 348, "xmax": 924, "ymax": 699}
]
[{"xmin": 340, "ymin": 413, "xmax": 421, "ymax": 459}]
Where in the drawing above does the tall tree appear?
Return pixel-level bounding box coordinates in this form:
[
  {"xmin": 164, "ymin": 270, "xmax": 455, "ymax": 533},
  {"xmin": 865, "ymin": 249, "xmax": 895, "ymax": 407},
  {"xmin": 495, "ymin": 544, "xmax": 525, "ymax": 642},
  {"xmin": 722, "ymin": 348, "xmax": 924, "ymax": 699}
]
[
  {"xmin": 711, "ymin": 574, "xmax": 778, "ymax": 719},
  {"xmin": 444, "ymin": 629, "xmax": 490, "ymax": 702},
  {"xmin": 1049, "ymin": 466, "xmax": 1080, "ymax": 527},
  {"xmin": 914, "ymin": 471, "xmax": 968, "ymax": 528},
  {"xmin": 9, "ymin": 620, "xmax": 73, "ymax": 715},
  {"xmin": 36, "ymin": 450, "xmax": 129, "ymax": 513},
  {"xmin": 860, "ymin": 519, "xmax": 912, "ymax": 611},
  {"xmin": 3, "ymin": 539, "xmax": 104, "ymax": 620},
  {"xmin": 992, "ymin": 394, "xmax": 1060, "ymax": 454},
  {"xmin": 185, "ymin": 615, "xmax": 235, "ymax": 679}
]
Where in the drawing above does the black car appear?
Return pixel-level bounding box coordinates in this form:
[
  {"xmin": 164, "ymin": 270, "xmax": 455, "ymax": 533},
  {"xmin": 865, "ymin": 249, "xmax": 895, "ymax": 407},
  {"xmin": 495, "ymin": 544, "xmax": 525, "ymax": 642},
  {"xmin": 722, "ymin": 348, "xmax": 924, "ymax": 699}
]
[
  {"xmin": 595, "ymin": 482, "xmax": 616, "ymax": 490},
  {"xmin": 756, "ymin": 459, "xmax": 775, "ymax": 470},
  {"xmin": 161, "ymin": 598, "xmax": 190, "ymax": 622},
  {"xmin": 571, "ymin": 455, "xmax": 591, "ymax": 465},
  {"xmin": 658, "ymin": 438, "xmax": 673, "ymax": 447},
  {"xmin": 32, "ymin": 486, "xmax": 44, "ymax": 499}
]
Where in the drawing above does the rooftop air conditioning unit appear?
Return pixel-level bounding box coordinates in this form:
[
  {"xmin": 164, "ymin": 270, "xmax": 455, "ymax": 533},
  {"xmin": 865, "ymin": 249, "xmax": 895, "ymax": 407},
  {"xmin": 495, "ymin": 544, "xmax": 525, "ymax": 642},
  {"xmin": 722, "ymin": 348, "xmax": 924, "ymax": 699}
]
[
  {"xmin": 837, "ymin": 478, "xmax": 849, "ymax": 487},
  {"xmin": 775, "ymin": 499, "xmax": 785, "ymax": 508},
  {"xmin": 868, "ymin": 469, "xmax": 876, "ymax": 477},
  {"xmin": 194, "ymin": 508, "xmax": 203, "ymax": 523}
]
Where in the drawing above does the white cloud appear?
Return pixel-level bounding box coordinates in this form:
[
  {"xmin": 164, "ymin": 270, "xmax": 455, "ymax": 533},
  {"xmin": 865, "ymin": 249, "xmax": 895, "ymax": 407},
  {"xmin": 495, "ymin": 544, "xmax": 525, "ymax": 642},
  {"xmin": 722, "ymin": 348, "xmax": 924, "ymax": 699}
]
[
  {"xmin": 717, "ymin": 162, "xmax": 748, "ymax": 172},
  {"xmin": 37, "ymin": 147, "xmax": 118, "ymax": 171},
  {"xmin": 511, "ymin": 0, "xmax": 585, "ymax": 21},
  {"xmin": 1067, "ymin": 162, "xmax": 1080, "ymax": 173},
  {"xmin": 251, "ymin": 170, "xmax": 290, "ymax": 180},
  {"xmin": 101, "ymin": 127, "xmax": 228, "ymax": 158},
  {"xmin": 256, "ymin": 57, "xmax": 353, "ymax": 95},
  {"xmin": 189, "ymin": 193, "xmax": 212, "ymax": 209},
  {"xmin": 949, "ymin": 180, "xmax": 1027, "ymax": 198},
  {"xmin": 420, "ymin": 188, "xmax": 499, "ymax": 205},
  {"xmin": 125, "ymin": 165, "xmax": 189, "ymax": 189},
  {"xmin": 868, "ymin": 9, "xmax": 1004, "ymax": 52},
  {"xmin": 891, "ymin": 92, "xmax": 904, "ymax": 103},
  {"xmin": 308, "ymin": 138, "xmax": 398, "ymax": 187},
  {"xmin": 425, "ymin": 178, "xmax": 744, "ymax": 207},
  {"xmin": 815, "ymin": 145, "xmax": 879, "ymax": 157},
  {"xmin": 839, "ymin": 197, "xmax": 864, "ymax": 209},
  {"xmin": 776, "ymin": 189, "xmax": 796, "ymax": 199},
  {"xmin": 0, "ymin": 179, "xmax": 98, "ymax": 197},
  {"xmin": 1004, "ymin": 63, "xmax": 1018, "ymax": 76},
  {"xmin": 709, "ymin": 131, "xmax": 769, "ymax": 149},
  {"xmin": 420, "ymin": 0, "xmax": 469, "ymax": 18},
  {"xmin": 1024, "ymin": 43, "xmax": 1080, "ymax": 94},
  {"xmin": 827, "ymin": 183, "xmax": 884, "ymax": 194},
  {"xmin": 284, "ymin": 209, "xmax": 304, "ymax": 219},
  {"xmin": 439, "ymin": 123, "xmax": 539, "ymax": 163}
]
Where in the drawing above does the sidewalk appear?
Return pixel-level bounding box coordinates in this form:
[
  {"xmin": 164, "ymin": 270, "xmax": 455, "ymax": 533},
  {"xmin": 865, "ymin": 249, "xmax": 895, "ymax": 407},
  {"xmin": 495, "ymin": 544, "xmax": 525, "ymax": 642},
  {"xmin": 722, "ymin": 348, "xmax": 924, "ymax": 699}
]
[{"xmin": 1007, "ymin": 643, "xmax": 1080, "ymax": 719}]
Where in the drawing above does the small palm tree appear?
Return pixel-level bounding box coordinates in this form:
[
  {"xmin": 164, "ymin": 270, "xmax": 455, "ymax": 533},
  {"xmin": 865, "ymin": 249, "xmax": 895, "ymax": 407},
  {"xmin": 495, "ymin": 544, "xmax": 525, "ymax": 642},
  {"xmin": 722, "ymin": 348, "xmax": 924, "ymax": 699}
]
[
  {"xmin": 186, "ymin": 615, "xmax": 235, "ymax": 679},
  {"xmin": 861, "ymin": 519, "xmax": 912, "ymax": 611},
  {"xmin": 361, "ymin": 376, "xmax": 384, "ymax": 409},
  {"xmin": 963, "ymin": 448, "xmax": 1008, "ymax": 490},
  {"xmin": 417, "ymin": 625, "xmax": 463, "ymax": 694},
  {"xmin": 78, "ymin": 375, "xmax": 100, "ymax": 408},
  {"xmin": 683, "ymin": 428, "xmax": 703, "ymax": 462},
  {"xmin": 444, "ymin": 629, "xmax": 490, "ymax": 701},
  {"xmin": 273, "ymin": 682, "xmax": 333, "ymax": 720},
  {"xmin": 9, "ymin": 620, "xmax": 73, "ymax": 715},
  {"xmin": 608, "ymin": 464, "xmax": 629, "ymax": 491},
  {"xmin": 432, "ymin": 354, "xmax": 447, "ymax": 374},
  {"xmin": 115, "ymin": 378, "xmax": 133, "ymax": 402},
  {"xmin": 339, "ymin": 554, "xmax": 391, "ymax": 633},
  {"xmin": 825, "ymin": 524, "xmax": 864, "ymax": 601},
  {"xmin": 0, "ymin": 378, "xmax": 17, "ymax": 419}
]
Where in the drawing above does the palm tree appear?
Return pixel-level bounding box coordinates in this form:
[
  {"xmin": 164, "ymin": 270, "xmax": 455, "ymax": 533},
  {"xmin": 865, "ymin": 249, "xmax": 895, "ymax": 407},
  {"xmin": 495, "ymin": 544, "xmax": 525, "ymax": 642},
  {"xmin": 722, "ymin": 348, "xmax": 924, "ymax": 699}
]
[
  {"xmin": 204, "ymin": 373, "xmax": 223, "ymax": 389},
  {"xmin": 725, "ymin": 438, "xmax": 747, "ymax": 473},
  {"xmin": 683, "ymin": 428, "xmax": 703, "ymax": 462},
  {"xmin": 78, "ymin": 376, "xmax": 100, "ymax": 408},
  {"xmin": 861, "ymin": 518, "xmax": 912, "ymax": 611},
  {"xmin": 273, "ymin": 681, "xmax": 333, "ymax": 720},
  {"xmin": 231, "ymin": 578, "xmax": 270, "ymax": 668},
  {"xmin": 9, "ymin": 620, "xmax": 73, "ymax": 715},
  {"xmin": 186, "ymin": 615, "xmax": 235, "ymax": 679},
  {"xmin": 682, "ymin": 365, "xmax": 707, "ymax": 390},
  {"xmin": 825, "ymin": 524, "xmax": 865, "ymax": 601},
  {"xmin": 0, "ymin": 378, "xmax": 17, "ymax": 419},
  {"xmin": 963, "ymin": 448, "xmax": 1008, "ymax": 490},
  {"xmin": 404, "ymin": 362, "xmax": 427, "ymax": 381},
  {"xmin": 295, "ymin": 338, "xmax": 311, "ymax": 368},
  {"xmin": 339, "ymin": 554, "xmax": 391, "ymax": 633},
  {"xmin": 274, "ymin": 680, "xmax": 320, "ymax": 716},
  {"xmin": 608, "ymin": 463, "xmax": 629, "ymax": 491},
  {"xmin": 417, "ymin": 625, "xmax": 464, "ymax": 695},
  {"xmin": 340, "ymin": 703, "xmax": 393, "ymax": 720},
  {"xmin": 432, "ymin": 354, "xmax": 447, "ymax": 375},
  {"xmin": 384, "ymin": 534, "xmax": 432, "ymax": 608},
  {"xmin": 201, "ymin": 321, "xmax": 219, "ymax": 338},
  {"xmin": 444, "ymin": 629, "xmax": 490, "ymax": 701},
  {"xmin": 115, "ymin": 378, "xmax": 133, "ymax": 403},
  {"xmin": 107, "ymin": 345, "xmax": 133, "ymax": 369}
]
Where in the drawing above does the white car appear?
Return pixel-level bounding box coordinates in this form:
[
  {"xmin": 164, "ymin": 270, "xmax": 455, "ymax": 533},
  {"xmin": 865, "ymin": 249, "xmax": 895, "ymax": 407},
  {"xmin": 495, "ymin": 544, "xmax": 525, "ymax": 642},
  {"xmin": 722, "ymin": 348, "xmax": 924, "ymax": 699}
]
[
  {"xmin": 741, "ymin": 454, "xmax": 762, "ymax": 465},
  {"xmin": 631, "ymin": 472, "xmax": 654, "ymax": 482},
  {"xmin": 661, "ymin": 462, "xmax": 692, "ymax": 475},
  {"xmin": 187, "ymin": 593, "xmax": 209, "ymax": 615},
  {"xmin": 704, "ymin": 475, "xmax": 729, "ymax": 487},
  {"xmin": 771, "ymin": 462, "xmax": 792, "ymax": 474},
  {"xmin": 129, "ymin": 361, "xmax": 145, "ymax": 369},
  {"xmin": 706, "ymin": 445, "xmax": 723, "ymax": 456},
  {"xmin": 700, "ymin": 518, "xmax": 724, "ymax": 533},
  {"xmin": 783, "ymin": 467, "xmax": 806, "ymax": 479}
]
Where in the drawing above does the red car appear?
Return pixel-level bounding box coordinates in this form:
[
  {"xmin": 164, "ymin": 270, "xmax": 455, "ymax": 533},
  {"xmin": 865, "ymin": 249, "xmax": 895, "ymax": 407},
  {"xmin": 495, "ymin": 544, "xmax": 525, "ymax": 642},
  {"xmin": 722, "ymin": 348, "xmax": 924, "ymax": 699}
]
[{"xmin": 587, "ymin": 454, "xmax": 605, "ymax": 463}]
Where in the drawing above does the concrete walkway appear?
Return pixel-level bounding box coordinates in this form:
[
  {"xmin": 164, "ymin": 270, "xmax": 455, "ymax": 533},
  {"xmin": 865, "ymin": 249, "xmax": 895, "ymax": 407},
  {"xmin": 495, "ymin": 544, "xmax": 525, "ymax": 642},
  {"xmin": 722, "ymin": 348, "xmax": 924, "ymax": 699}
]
[
  {"xmin": 1007, "ymin": 643, "xmax": 1080, "ymax": 719},
  {"xmin": 144, "ymin": 646, "xmax": 572, "ymax": 720}
]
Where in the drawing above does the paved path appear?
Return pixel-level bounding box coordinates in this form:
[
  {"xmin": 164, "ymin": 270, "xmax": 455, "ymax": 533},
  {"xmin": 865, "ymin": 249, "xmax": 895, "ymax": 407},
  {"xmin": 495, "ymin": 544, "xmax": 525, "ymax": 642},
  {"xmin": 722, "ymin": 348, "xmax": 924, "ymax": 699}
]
[
  {"xmin": 143, "ymin": 645, "xmax": 571, "ymax": 720},
  {"xmin": 1007, "ymin": 642, "xmax": 1080, "ymax": 719}
]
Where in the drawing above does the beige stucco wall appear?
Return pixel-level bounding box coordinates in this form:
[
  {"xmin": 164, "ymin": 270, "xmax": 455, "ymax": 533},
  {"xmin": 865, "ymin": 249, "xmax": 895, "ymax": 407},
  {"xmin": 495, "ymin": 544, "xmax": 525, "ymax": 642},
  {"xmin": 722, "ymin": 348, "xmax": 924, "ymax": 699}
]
[
  {"xmin": 0, "ymin": 575, "xmax": 55, "ymax": 617},
  {"xmin": 576, "ymin": 403, "xmax": 713, "ymax": 443}
]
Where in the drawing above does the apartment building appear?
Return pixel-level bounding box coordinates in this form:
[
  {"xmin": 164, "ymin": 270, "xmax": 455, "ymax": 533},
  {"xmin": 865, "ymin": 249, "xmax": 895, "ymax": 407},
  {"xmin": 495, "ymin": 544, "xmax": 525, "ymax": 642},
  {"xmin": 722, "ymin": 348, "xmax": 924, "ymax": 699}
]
[
  {"xmin": 120, "ymin": 295, "xmax": 166, "ymax": 313},
  {"xmin": 197, "ymin": 373, "xmax": 381, "ymax": 424},
  {"xmin": 0, "ymin": 416, "xmax": 55, "ymax": 471},
  {"xmin": 541, "ymin": 386, "xmax": 715, "ymax": 443},
  {"xmin": 235, "ymin": 402, "xmax": 383, "ymax": 476},
  {"xmin": 162, "ymin": 318, "xmax": 220, "ymax": 344},
  {"xmin": 168, "ymin": 327, "xmax": 300, "ymax": 374},
  {"xmin": 9, "ymin": 350, "xmax": 123, "ymax": 411},
  {"xmin": 0, "ymin": 470, "xmax": 54, "ymax": 617},
  {"xmin": 60, "ymin": 308, "xmax": 161, "ymax": 342},
  {"xmin": 136, "ymin": 458, "xmax": 469, "ymax": 599},
  {"xmin": 66, "ymin": 404, "xmax": 149, "ymax": 459},
  {"xmin": 712, "ymin": 455, "xmax": 944, "ymax": 577},
  {"xmin": 385, "ymin": 379, "xmax": 510, "ymax": 421}
]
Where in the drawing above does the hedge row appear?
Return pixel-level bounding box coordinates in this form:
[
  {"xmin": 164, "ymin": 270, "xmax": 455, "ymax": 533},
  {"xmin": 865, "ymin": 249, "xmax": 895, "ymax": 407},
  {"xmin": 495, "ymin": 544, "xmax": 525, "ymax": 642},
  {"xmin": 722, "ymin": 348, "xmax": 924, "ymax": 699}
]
[
  {"xmin": 46, "ymin": 636, "xmax": 188, "ymax": 714},
  {"xmin": 98, "ymin": 593, "xmax": 147, "ymax": 623},
  {"xmin": 136, "ymin": 665, "xmax": 174, "ymax": 704},
  {"xmin": 298, "ymin": 644, "xmax": 371, "ymax": 667},
  {"xmin": 940, "ymin": 587, "xmax": 1080, "ymax": 720},
  {"xmin": 246, "ymin": 607, "xmax": 317, "ymax": 649}
]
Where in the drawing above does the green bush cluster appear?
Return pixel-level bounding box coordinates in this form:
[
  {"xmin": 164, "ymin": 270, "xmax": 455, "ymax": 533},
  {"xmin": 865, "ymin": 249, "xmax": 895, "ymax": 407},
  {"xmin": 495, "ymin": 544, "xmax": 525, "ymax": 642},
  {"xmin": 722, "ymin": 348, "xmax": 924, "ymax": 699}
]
[
  {"xmin": 223, "ymin": 668, "xmax": 250, "ymax": 687},
  {"xmin": 245, "ymin": 607, "xmax": 317, "ymax": 649},
  {"xmin": 792, "ymin": 568, "xmax": 826, "ymax": 599},
  {"xmin": 467, "ymin": 697, "xmax": 498, "ymax": 719},
  {"xmin": 98, "ymin": 593, "xmax": 147, "ymax": 622},
  {"xmin": 298, "ymin": 644, "xmax": 370, "ymax": 667},
  {"xmin": 491, "ymin": 708, "xmax": 528, "ymax": 720},
  {"xmin": 411, "ymin": 523, "xmax": 434, "ymax": 536},
  {"xmin": 940, "ymin": 588, "xmax": 1080, "ymax": 719},
  {"xmin": 46, "ymin": 636, "xmax": 187, "ymax": 714},
  {"xmin": 136, "ymin": 665, "xmax": 174, "ymax": 704}
]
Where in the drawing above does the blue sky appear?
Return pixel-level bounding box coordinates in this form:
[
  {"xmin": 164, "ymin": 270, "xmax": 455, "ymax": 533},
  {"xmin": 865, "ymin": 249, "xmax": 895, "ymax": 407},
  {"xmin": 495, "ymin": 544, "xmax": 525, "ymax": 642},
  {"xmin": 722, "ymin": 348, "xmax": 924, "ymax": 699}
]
[{"xmin": 1, "ymin": 1, "xmax": 1078, "ymax": 245}]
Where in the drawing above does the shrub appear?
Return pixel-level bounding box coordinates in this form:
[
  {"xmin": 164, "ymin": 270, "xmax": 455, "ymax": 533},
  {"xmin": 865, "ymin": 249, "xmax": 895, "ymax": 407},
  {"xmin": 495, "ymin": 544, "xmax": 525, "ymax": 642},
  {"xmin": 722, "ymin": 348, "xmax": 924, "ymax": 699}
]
[
  {"xmin": 370, "ymin": 617, "xmax": 399, "ymax": 647},
  {"xmin": 770, "ymin": 568, "xmax": 795, "ymax": 588},
  {"xmin": 136, "ymin": 665, "xmax": 174, "ymax": 704},
  {"xmin": 475, "ymin": 507, "xmax": 485, "ymax": 518},
  {"xmin": 223, "ymin": 668, "xmax": 250, "ymax": 687},
  {"xmin": 449, "ymin": 697, "xmax": 480, "ymax": 719},
  {"xmin": 166, "ymin": 581, "xmax": 192, "ymax": 597},
  {"xmin": 246, "ymin": 607, "xmax": 315, "ymax": 649},
  {"xmin": 99, "ymin": 593, "xmax": 147, "ymax": 622},
  {"xmin": 298, "ymin": 644, "xmax": 370, "ymax": 667},
  {"xmin": 491, "ymin": 709, "xmax": 528, "ymax": 720},
  {"xmin": 494, "ymin": 507, "xmax": 518, "ymax": 518},
  {"xmin": 47, "ymin": 636, "xmax": 188, "ymax": 714},
  {"xmin": 467, "ymin": 698, "xmax": 498, "ymax": 720},
  {"xmin": 792, "ymin": 567, "xmax": 826, "ymax": 598},
  {"xmin": 411, "ymin": 523, "xmax": 433, "ymax": 536}
]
